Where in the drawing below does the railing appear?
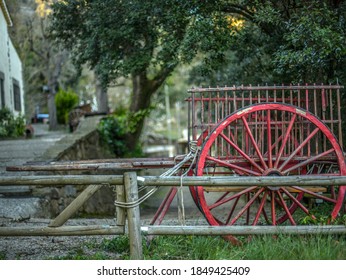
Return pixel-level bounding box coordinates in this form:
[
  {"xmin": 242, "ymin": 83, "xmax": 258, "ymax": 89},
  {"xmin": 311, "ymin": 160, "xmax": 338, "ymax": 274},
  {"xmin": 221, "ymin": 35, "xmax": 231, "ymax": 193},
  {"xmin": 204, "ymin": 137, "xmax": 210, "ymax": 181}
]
[
  {"xmin": 1, "ymin": 173, "xmax": 346, "ymax": 259},
  {"xmin": 187, "ymin": 85, "xmax": 344, "ymax": 148}
]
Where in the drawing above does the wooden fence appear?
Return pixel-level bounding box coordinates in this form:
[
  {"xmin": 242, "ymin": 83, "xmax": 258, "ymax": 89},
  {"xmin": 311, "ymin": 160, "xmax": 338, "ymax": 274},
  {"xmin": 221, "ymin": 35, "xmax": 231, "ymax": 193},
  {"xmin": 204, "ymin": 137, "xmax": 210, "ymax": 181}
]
[{"xmin": 1, "ymin": 173, "xmax": 346, "ymax": 259}]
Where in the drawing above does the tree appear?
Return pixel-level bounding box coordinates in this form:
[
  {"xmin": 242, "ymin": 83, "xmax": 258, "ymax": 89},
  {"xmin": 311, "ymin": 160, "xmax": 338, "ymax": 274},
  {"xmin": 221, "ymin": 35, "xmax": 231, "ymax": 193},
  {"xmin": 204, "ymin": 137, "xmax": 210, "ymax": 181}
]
[
  {"xmin": 49, "ymin": 0, "xmax": 238, "ymax": 150},
  {"xmin": 189, "ymin": 1, "xmax": 346, "ymax": 85},
  {"xmin": 50, "ymin": 0, "xmax": 346, "ymax": 149},
  {"xmin": 7, "ymin": 0, "xmax": 80, "ymax": 129},
  {"xmin": 30, "ymin": 0, "xmax": 66, "ymax": 130},
  {"xmin": 272, "ymin": 1, "xmax": 346, "ymax": 83}
]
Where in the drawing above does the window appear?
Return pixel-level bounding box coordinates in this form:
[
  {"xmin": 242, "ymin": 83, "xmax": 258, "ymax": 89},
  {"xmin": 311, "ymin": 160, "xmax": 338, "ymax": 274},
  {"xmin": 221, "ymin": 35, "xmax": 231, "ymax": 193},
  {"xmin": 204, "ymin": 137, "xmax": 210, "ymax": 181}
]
[
  {"xmin": 12, "ymin": 78, "xmax": 21, "ymax": 111},
  {"xmin": 0, "ymin": 72, "xmax": 5, "ymax": 109}
]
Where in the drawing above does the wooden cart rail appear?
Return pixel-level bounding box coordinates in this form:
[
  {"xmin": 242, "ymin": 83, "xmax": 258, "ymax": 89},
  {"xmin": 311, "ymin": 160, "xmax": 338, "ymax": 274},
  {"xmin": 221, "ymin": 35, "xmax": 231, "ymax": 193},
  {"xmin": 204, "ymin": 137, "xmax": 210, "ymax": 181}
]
[
  {"xmin": 187, "ymin": 84, "xmax": 344, "ymax": 148},
  {"xmin": 6, "ymin": 157, "xmax": 184, "ymax": 172},
  {"xmin": 6, "ymin": 156, "xmax": 344, "ymax": 173}
]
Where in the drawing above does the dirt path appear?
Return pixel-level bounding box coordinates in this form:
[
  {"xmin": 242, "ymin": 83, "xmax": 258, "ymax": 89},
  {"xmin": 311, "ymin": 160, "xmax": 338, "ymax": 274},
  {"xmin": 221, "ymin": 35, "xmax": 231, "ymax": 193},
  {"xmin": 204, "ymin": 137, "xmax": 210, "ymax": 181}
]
[{"xmin": 0, "ymin": 208, "xmax": 206, "ymax": 260}]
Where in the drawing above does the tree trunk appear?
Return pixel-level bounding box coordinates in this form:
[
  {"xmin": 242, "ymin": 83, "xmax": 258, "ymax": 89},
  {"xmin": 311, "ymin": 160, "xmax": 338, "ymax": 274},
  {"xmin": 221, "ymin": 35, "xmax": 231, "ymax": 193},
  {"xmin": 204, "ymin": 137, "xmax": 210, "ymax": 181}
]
[
  {"xmin": 125, "ymin": 64, "xmax": 176, "ymax": 152},
  {"xmin": 47, "ymin": 51, "xmax": 68, "ymax": 131},
  {"xmin": 48, "ymin": 90, "xmax": 58, "ymax": 130},
  {"xmin": 95, "ymin": 76, "xmax": 109, "ymax": 113},
  {"xmin": 126, "ymin": 72, "xmax": 153, "ymax": 151}
]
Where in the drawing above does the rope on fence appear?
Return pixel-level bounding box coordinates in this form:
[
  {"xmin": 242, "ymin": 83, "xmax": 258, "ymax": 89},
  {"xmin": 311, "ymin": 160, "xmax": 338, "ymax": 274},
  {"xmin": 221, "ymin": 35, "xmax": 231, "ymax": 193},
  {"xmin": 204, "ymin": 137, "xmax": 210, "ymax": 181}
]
[{"xmin": 113, "ymin": 141, "xmax": 200, "ymax": 210}]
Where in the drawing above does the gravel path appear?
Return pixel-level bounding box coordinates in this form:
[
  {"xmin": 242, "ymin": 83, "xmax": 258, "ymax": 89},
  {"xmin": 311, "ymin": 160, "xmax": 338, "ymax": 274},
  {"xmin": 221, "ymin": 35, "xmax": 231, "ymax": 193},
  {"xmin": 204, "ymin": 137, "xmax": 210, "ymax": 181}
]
[
  {"xmin": 0, "ymin": 218, "xmax": 121, "ymax": 260},
  {"xmin": 0, "ymin": 209, "xmax": 206, "ymax": 260}
]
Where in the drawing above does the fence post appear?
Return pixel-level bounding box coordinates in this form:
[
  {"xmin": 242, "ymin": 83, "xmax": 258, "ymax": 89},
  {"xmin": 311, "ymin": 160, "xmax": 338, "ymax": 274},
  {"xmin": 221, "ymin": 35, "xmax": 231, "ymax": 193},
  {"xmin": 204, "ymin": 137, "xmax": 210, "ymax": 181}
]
[
  {"xmin": 116, "ymin": 185, "xmax": 126, "ymax": 226},
  {"xmin": 124, "ymin": 172, "xmax": 143, "ymax": 260}
]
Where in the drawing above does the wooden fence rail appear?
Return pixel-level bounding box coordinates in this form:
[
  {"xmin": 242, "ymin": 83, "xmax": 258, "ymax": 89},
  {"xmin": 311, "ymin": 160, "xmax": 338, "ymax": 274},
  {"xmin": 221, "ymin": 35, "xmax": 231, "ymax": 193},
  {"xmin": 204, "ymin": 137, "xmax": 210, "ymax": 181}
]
[
  {"xmin": 0, "ymin": 172, "xmax": 346, "ymax": 260},
  {"xmin": 0, "ymin": 225, "xmax": 124, "ymax": 236},
  {"xmin": 2, "ymin": 174, "xmax": 346, "ymax": 187},
  {"xmin": 0, "ymin": 175, "xmax": 123, "ymax": 186},
  {"xmin": 142, "ymin": 225, "xmax": 346, "ymax": 236}
]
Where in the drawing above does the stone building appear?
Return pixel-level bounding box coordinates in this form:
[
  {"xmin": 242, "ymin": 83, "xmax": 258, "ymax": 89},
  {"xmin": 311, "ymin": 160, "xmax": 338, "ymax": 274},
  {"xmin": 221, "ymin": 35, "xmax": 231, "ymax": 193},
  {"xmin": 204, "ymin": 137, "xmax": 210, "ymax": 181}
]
[{"xmin": 0, "ymin": 0, "xmax": 25, "ymax": 117}]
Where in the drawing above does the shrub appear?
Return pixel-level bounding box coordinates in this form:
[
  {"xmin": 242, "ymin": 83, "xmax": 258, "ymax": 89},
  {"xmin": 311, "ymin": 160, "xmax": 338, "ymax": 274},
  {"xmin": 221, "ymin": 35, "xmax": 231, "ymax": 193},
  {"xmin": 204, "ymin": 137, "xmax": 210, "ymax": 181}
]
[
  {"xmin": 0, "ymin": 107, "xmax": 25, "ymax": 138},
  {"xmin": 98, "ymin": 108, "xmax": 150, "ymax": 157},
  {"xmin": 55, "ymin": 88, "xmax": 79, "ymax": 124}
]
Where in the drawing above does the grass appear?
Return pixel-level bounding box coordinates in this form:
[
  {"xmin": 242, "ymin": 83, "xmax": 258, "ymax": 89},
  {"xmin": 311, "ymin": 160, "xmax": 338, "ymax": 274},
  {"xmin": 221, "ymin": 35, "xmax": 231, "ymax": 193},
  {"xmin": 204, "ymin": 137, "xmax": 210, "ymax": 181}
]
[
  {"xmin": 145, "ymin": 234, "xmax": 346, "ymax": 260},
  {"xmin": 51, "ymin": 211, "xmax": 346, "ymax": 260},
  {"xmin": 51, "ymin": 233, "xmax": 346, "ymax": 260}
]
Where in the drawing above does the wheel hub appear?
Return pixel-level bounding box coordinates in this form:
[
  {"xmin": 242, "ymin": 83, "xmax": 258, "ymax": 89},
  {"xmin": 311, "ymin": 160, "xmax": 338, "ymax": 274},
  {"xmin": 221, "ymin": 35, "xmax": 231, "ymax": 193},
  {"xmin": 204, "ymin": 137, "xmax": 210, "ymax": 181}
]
[{"xmin": 262, "ymin": 168, "xmax": 283, "ymax": 190}]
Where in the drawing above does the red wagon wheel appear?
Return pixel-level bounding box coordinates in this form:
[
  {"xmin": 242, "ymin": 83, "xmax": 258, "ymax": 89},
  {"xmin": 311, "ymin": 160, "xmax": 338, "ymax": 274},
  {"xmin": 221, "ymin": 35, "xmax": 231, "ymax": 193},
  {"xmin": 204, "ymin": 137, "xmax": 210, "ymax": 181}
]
[{"xmin": 196, "ymin": 103, "xmax": 346, "ymax": 226}]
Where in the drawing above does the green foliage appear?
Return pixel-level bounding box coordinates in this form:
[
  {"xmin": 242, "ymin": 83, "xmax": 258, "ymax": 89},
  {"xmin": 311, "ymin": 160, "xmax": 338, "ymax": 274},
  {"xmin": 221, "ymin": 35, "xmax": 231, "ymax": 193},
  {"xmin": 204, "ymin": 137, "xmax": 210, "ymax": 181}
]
[
  {"xmin": 71, "ymin": 234, "xmax": 346, "ymax": 260},
  {"xmin": 273, "ymin": 1, "xmax": 346, "ymax": 83},
  {"xmin": 50, "ymin": 0, "xmax": 346, "ymax": 148},
  {"xmin": 100, "ymin": 235, "xmax": 130, "ymax": 259},
  {"xmin": 98, "ymin": 107, "xmax": 152, "ymax": 157},
  {"xmin": 189, "ymin": 1, "xmax": 346, "ymax": 86},
  {"xmin": 0, "ymin": 108, "xmax": 26, "ymax": 139},
  {"xmin": 55, "ymin": 88, "xmax": 79, "ymax": 124},
  {"xmin": 49, "ymin": 0, "xmax": 245, "ymax": 86},
  {"xmin": 298, "ymin": 204, "xmax": 346, "ymax": 226},
  {"xmin": 237, "ymin": 234, "xmax": 346, "ymax": 260},
  {"xmin": 144, "ymin": 235, "xmax": 235, "ymax": 260}
]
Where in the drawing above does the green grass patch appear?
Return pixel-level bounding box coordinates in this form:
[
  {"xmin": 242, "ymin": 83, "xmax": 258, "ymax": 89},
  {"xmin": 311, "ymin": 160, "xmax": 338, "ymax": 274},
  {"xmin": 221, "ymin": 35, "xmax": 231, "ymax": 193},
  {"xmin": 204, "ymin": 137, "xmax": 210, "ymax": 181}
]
[
  {"xmin": 51, "ymin": 234, "xmax": 346, "ymax": 260},
  {"xmin": 51, "ymin": 213, "xmax": 346, "ymax": 260},
  {"xmin": 60, "ymin": 233, "xmax": 344, "ymax": 260}
]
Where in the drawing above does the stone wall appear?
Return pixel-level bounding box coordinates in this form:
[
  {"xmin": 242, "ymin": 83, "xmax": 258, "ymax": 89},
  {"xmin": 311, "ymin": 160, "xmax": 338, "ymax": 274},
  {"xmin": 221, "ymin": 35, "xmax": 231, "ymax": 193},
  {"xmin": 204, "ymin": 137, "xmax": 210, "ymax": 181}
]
[{"xmin": 33, "ymin": 116, "xmax": 118, "ymax": 218}]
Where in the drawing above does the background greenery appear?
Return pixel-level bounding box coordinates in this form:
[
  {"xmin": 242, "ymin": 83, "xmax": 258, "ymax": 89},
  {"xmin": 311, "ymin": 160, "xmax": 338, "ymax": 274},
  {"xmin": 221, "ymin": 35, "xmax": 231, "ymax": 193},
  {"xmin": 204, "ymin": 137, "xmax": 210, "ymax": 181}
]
[
  {"xmin": 55, "ymin": 88, "xmax": 79, "ymax": 125},
  {"xmin": 0, "ymin": 108, "xmax": 26, "ymax": 139},
  {"xmin": 6, "ymin": 1, "xmax": 346, "ymax": 149}
]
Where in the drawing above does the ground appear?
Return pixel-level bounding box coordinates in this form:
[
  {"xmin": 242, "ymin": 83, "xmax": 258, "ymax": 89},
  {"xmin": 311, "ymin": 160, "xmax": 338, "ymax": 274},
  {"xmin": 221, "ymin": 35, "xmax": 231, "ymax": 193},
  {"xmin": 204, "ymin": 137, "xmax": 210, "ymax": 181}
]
[
  {"xmin": 0, "ymin": 218, "xmax": 120, "ymax": 260},
  {"xmin": 0, "ymin": 208, "xmax": 205, "ymax": 260}
]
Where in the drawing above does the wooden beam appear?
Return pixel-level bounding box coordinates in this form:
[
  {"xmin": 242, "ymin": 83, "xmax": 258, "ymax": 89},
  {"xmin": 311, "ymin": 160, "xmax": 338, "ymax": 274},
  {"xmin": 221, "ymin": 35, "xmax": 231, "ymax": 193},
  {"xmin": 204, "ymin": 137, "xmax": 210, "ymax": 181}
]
[
  {"xmin": 116, "ymin": 185, "xmax": 126, "ymax": 226},
  {"xmin": 124, "ymin": 172, "xmax": 143, "ymax": 260},
  {"xmin": 6, "ymin": 157, "xmax": 180, "ymax": 172},
  {"xmin": 142, "ymin": 225, "xmax": 346, "ymax": 236},
  {"xmin": 0, "ymin": 175, "xmax": 123, "ymax": 186},
  {"xmin": 1, "ymin": 175, "xmax": 346, "ymax": 188},
  {"xmin": 49, "ymin": 185, "xmax": 103, "ymax": 227},
  {"xmin": 0, "ymin": 225, "xmax": 124, "ymax": 236},
  {"xmin": 136, "ymin": 175, "xmax": 346, "ymax": 187}
]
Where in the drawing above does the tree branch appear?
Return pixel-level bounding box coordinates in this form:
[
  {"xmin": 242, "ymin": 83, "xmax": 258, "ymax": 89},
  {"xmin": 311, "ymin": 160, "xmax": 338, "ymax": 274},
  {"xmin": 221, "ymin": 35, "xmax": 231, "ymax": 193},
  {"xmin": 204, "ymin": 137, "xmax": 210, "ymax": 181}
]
[{"xmin": 219, "ymin": 4, "xmax": 255, "ymax": 21}]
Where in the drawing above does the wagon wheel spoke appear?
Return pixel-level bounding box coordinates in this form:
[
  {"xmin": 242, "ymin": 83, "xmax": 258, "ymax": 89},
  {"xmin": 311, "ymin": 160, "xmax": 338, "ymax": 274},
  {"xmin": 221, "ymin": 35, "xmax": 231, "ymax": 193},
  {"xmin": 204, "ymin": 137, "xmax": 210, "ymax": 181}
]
[
  {"xmin": 206, "ymin": 155, "xmax": 261, "ymax": 176},
  {"xmin": 278, "ymin": 127, "xmax": 320, "ymax": 172},
  {"xmin": 225, "ymin": 196, "xmax": 241, "ymax": 224},
  {"xmin": 271, "ymin": 191, "xmax": 276, "ymax": 225},
  {"xmin": 208, "ymin": 186, "xmax": 258, "ymax": 210},
  {"xmin": 282, "ymin": 148, "xmax": 335, "ymax": 175},
  {"xmin": 289, "ymin": 186, "xmax": 338, "ymax": 203},
  {"xmin": 214, "ymin": 191, "xmax": 231, "ymax": 204},
  {"xmin": 246, "ymin": 192, "xmax": 251, "ymax": 224},
  {"xmin": 258, "ymin": 194, "xmax": 271, "ymax": 224},
  {"xmin": 274, "ymin": 113, "xmax": 297, "ymax": 168},
  {"xmin": 241, "ymin": 116, "xmax": 268, "ymax": 170},
  {"xmin": 219, "ymin": 132, "xmax": 264, "ymax": 172},
  {"xmin": 276, "ymin": 190, "xmax": 296, "ymax": 225},
  {"xmin": 281, "ymin": 188, "xmax": 316, "ymax": 219},
  {"xmin": 267, "ymin": 110, "xmax": 273, "ymax": 168},
  {"xmin": 252, "ymin": 191, "xmax": 268, "ymax": 225},
  {"xmin": 229, "ymin": 187, "xmax": 265, "ymax": 225}
]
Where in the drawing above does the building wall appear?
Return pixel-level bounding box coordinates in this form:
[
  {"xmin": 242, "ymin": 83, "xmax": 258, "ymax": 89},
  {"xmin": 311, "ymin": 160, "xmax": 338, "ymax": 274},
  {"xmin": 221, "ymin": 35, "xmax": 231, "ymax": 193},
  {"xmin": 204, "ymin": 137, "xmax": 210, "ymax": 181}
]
[{"xmin": 0, "ymin": 2, "xmax": 25, "ymax": 117}]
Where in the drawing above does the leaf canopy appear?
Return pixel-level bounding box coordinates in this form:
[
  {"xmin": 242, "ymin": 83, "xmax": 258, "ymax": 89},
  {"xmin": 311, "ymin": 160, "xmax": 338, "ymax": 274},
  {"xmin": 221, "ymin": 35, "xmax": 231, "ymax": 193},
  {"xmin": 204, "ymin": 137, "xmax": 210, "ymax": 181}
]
[{"xmin": 50, "ymin": 0, "xmax": 240, "ymax": 85}]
